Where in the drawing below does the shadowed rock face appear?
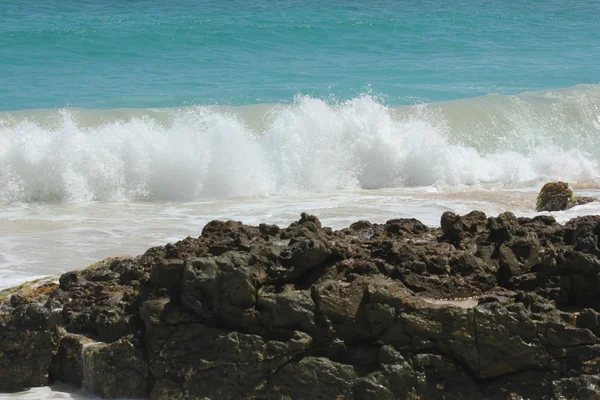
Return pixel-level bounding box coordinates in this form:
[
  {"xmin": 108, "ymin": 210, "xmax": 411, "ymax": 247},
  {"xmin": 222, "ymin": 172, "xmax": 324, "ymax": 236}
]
[{"xmin": 3, "ymin": 211, "xmax": 600, "ymax": 398}]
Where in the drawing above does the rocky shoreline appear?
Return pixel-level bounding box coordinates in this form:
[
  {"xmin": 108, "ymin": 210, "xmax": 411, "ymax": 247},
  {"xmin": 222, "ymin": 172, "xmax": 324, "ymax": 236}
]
[{"xmin": 2, "ymin": 211, "xmax": 600, "ymax": 399}]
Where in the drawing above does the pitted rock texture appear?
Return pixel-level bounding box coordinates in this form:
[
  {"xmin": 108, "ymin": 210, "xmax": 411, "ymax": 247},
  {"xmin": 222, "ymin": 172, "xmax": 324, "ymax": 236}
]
[
  {"xmin": 2, "ymin": 211, "xmax": 600, "ymax": 399},
  {"xmin": 536, "ymin": 181, "xmax": 595, "ymax": 212}
]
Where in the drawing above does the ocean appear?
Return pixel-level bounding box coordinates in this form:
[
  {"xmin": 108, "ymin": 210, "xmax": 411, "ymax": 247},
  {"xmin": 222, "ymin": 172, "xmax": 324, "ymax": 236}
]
[{"xmin": 1, "ymin": 0, "xmax": 600, "ymax": 397}]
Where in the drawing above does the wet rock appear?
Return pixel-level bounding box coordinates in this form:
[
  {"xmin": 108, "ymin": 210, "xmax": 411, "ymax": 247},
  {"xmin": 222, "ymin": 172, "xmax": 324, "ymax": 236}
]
[
  {"xmin": 488, "ymin": 211, "xmax": 518, "ymax": 243},
  {"xmin": 552, "ymin": 375, "xmax": 600, "ymax": 400},
  {"xmin": 9, "ymin": 293, "xmax": 25, "ymax": 307},
  {"xmin": 296, "ymin": 212, "xmax": 323, "ymax": 228},
  {"xmin": 150, "ymin": 379, "xmax": 184, "ymax": 400},
  {"xmin": 181, "ymin": 252, "xmax": 257, "ymax": 324},
  {"xmin": 259, "ymin": 223, "xmax": 280, "ymax": 236},
  {"xmin": 150, "ymin": 259, "xmax": 185, "ymax": 291},
  {"xmin": 537, "ymin": 181, "xmax": 575, "ymax": 212},
  {"xmin": 575, "ymin": 195, "xmax": 596, "ymax": 207},
  {"xmin": 377, "ymin": 346, "xmax": 415, "ymax": 397},
  {"xmin": 0, "ymin": 329, "xmax": 58, "ymax": 391},
  {"xmin": 0, "ymin": 304, "xmax": 59, "ymax": 391},
  {"xmin": 353, "ymin": 372, "xmax": 396, "ymax": 400},
  {"xmin": 82, "ymin": 337, "xmax": 149, "ymax": 398},
  {"xmin": 462, "ymin": 210, "xmax": 489, "ymax": 234},
  {"xmin": 4, "ymin": 212, "xmax": 600, "ymax": 398},
  {"xmin": 267, "ymin": 357, "xmax": 357, "ymax": 400},
  {"xmin": 536, "ymin": 181, "xmax": 596, "ymax": 212},
  {"xmin": 449, "ymin": 254, "xmax": 486, "ymax": 276},
  {"xmin": 412, "ymin": 353, "xmax": 482, "ymax": 399},
  {"xmin": 565, "ymin": 215, "xmax": 600, "ymax": 252},
  {"xmin": 350, "ymin": 220, "xmax": 372, "ymax": 231},
  {"xmin": 385, "ymin": 218, "xmax": 428, "ymax": 235},
  {"xmin": 441, "ymin": 211, "xmax": 489, "ymax": 247},
  {"xmin": 497, "ymin": 244, "xmax": 524, "ymax": 287},
  {"xmin": 61, "ymin": 280, "xmax": 143, "ymax": 343},
  {"xmin": 142, "ymin": 295, "xmax": 313, "ymax": 399},
  {"xmin": 546, "ymin": 324, "xmax": 597, "ymax": 347},
  {"xmin": 110, "ymin": 257, "xmax": 147, "ymax": 283},
  {"xmin": 280, "ymin": 237, "xmax": 332, "ymax": 280},
  {"xmin": 59, "ymin": 271, "xmax": 87, "ymax": 291},
  {"xmin": 51, "ymin": 333, "xmax": 95, "ymax": 387},
  {"xmin": 473, "ymin": 301, "xmax": 550, "ymax": 379},
  {"xmin": 45, "ymin": 288, "xmax": 70, "ymax": 310},
  {"xmin": 577, "ymin": 308, "xmax": 600, "ymax": 336},
  {"xmin": 440, "ymin": 211, "xmax": 464, "ymax": 244},
  {"xmin": 257, "ymin": 287, "xmax": 317, "ymax": 334},
  {"xmin": 13, "ymin": 303, "xmax": 53, "ymax": 330}
]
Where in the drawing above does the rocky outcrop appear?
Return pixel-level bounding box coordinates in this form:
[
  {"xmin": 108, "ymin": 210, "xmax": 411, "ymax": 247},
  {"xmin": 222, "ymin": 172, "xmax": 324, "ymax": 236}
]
[
  {"xmin": 536, "ymin": 181, "xmax": 595, "ymax": 211},
  {"xmin": 3, "ymin": 212, "xmax": 600, "ymax": 398}
]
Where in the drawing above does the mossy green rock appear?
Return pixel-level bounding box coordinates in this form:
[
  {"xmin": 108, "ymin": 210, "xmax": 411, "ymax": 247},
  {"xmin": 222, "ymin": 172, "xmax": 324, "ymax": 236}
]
[{"xmin": 536, "ymin": 181, "xmax": 595, "ymax": 212}]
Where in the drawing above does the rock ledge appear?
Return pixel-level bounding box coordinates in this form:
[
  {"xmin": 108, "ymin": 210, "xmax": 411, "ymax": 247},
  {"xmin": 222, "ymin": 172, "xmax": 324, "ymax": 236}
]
[{"xmin": 3, "ymin": 211, "xmax": 600, "ymax": 399}]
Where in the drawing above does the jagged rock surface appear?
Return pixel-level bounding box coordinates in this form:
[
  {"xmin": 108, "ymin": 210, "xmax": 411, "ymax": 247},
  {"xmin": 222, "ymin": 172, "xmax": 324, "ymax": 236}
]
[{"xmin": 2, "ymin": 212, "xmax": 600, "ymax": 398}]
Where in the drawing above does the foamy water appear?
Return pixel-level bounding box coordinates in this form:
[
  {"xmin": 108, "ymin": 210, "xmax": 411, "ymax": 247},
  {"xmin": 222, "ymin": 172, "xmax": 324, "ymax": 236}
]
[
  {"xmin": 1, "ymin": 87, "xmax": 599, "ymax": 203},
  {"xmin": 0, "ymin": 383, "xmax": 140, "ymax": 400},
  {"xmin": 1, "ymin": 88, "xmax": 600, "ymax": 398},
  {"xmin": 2, "ymin": 185, "xmax": 600, "ymax": 291},
  {"xmin": 0, "ymin": 385, "xmax": 92, "ymax": 399}
]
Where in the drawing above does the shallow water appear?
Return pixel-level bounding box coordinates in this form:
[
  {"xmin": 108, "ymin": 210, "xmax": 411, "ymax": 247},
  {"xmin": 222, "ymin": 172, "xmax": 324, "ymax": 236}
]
[{"xmin": 2, "ymin": 185, "xmax": 599, "ymax": 290}]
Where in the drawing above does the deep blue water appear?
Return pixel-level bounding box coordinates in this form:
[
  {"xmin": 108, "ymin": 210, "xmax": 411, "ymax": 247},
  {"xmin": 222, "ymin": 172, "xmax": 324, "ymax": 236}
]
[{"xmin": 1, "ymin": 0, "xmax": 599, "ymax": 111}]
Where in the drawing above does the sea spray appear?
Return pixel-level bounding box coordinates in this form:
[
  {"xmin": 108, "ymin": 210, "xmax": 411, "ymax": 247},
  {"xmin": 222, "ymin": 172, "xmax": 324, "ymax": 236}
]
[{"xmin": 1, "ymin": 86, "xmax": 599, "ymax": 203}]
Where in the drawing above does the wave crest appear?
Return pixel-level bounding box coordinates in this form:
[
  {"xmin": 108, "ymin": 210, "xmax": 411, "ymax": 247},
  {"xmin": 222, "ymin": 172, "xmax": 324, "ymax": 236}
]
[{"xmin": 1, "ymin": 87, "xmax": 599, "ymax": 202}]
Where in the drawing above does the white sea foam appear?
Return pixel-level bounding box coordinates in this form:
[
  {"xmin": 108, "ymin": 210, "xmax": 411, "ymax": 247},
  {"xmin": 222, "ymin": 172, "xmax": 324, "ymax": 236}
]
[
  {"xmin": 0, "ymin": 384, "xmax": 98, "ymax": 399},
  {"xmin": 1, "ymin": 85, "xmax": 599, "ymax": 203}
]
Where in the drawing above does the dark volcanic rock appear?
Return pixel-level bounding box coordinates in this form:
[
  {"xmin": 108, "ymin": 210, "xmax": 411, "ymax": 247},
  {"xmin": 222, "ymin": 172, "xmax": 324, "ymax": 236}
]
[
  {"xmin": 3, "ymin": 212, "xmax": 600, "ymax": 398},
  {"xmin": 83, "ymin": 336, "xmax": 149, "ymax": 398},
  {"xmin": 50, "ymin": 333, "xmax": 95, "ymax": 387},
  {"xmin": 0, "ymin": 305, "xmax": 58, "ymax": 391},
  {"xmin": 267, "ymin": 357, "xmax": 358, "ymax": 399}
]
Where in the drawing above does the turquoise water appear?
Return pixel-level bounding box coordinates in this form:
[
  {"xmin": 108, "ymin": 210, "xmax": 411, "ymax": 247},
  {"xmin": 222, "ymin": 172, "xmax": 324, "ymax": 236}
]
[
  {"xmin": 2, "ymin": 0, "xmax": 600, "ymax": 110},
  {"xmin": 1, "ymin": 0, "xmax": 600, "ymax": 203}
]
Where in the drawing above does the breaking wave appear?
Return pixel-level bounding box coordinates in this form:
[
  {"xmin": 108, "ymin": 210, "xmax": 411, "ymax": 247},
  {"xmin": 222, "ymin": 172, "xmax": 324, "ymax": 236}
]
[{"xmin": 1, "ymin": 84, "xmax": 599, "ymax": 202}]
